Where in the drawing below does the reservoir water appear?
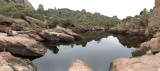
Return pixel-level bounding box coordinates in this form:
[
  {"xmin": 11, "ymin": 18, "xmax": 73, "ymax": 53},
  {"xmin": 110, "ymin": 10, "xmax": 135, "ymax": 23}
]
[{"xmin": 32, "ymin": 32, "xmax": 150, "ymax": 71}]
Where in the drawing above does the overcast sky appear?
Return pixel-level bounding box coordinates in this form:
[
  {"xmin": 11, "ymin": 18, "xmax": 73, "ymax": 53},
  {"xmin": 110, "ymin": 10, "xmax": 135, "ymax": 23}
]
[{"xmin": 28, "ymin": 0, "xmax": 154, "ymax": 19}]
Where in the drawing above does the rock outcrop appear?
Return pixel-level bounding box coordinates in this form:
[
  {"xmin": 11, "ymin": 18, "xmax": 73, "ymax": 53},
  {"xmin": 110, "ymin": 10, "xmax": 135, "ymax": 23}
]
[
  {"xmin": 0, "ymin": 33, "xmax": 47, "ymax": 56},
  {"xmin": 24, "ymin": 16, "xmax": 47, "ymax": 31},
  {"xmin": 53, "ymin": 26, "xmax": 83, "ymax": 40},
  {"xmin": 109, "ymin": 16, "xmax": 147, "ymax": 36},
  {"xmin": 0, "ymin": 52, "xmax": 36, "ymax": 71},
  {"xmin": 155, "ymin": 0, "xmax": 160, "ymax": 8},
  {"xmin": 39, "ymin": 30, "xmax": 75, "ymax": 42},
  {"xmin": 38, "ymin": 26, "xmax": 83, "ymax": 42},
  {"xmin": 109, "ymin": 52, "xmax": 160, "ymax": 71},
  {"xmin": 11, "ymin": 19, "xmax": 30, "ymax": 31},
  {"xmin": 69, "ymin": 59, "xmax": 93, "ymax": 71}
]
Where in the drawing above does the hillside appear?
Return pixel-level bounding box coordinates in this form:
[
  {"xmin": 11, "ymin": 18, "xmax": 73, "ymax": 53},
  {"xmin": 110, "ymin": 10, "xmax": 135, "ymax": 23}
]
[{"xmin": 0, "ymin": 0, "xmax": 120, "ymax": 31}]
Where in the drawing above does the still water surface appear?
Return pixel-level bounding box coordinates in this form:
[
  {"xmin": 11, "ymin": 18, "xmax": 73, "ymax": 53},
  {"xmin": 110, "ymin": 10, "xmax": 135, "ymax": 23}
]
[{"xmin": 32, "ymin": 32, "xmax": 149, "ymax": 71}]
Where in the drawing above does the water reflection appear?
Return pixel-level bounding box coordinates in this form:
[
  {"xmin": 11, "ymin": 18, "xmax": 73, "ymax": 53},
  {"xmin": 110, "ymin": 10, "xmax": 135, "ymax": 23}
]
[
  {"xmin": 32, "ymin": 32, "xmax": 151, "ymax": 71},
  {"xmin": 113, "ymin": 35, "xmax": 152, "ymax": 48}
]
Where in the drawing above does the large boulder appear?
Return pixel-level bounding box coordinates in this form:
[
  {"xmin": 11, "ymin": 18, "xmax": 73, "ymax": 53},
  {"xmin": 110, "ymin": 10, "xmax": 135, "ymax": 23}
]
[
  {"xmin": 38, "ymin": 30, "xmax": 74, "ymax": 42},
  {"xmin": 12, "ymin": 31, "xmax": 44, "ymax": 41},
  {"xmin": 24, "ymin": 16, "xmax": 47, "ymax": 31},
  {"xmin": 0, "ymin": 52, "xmax": 36, "ymax": 71},
  {"xmin": 109, "ymin": 52, "xmax": 160, "ymax": 71},
  {"xmin": 0, "ymin": 33, "xmax": 47, "ymax": 56},
  {"xmin": 11, "ymin": 19, "xmax": 30, "ymax": 31},
  {"xmin": 69, "ymin": 59, "xmax": 93, "ymax": 71},
  {"xmin": 53, "ymin": 26, "xmax": 83, "ymax": 40}
]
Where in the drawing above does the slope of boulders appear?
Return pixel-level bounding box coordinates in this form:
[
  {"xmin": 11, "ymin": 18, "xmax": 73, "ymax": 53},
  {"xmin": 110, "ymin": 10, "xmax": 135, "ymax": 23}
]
[{"xmin": 109, "ymin": 7, "xmax": 160, "ymax": 36}]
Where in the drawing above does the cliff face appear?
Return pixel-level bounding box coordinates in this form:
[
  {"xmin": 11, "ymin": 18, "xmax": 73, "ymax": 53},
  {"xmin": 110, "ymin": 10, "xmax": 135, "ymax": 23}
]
[
  {"xmin": 155, "ymin": 0, "xmax": 160, "ymax": 8},
  {"xmin": 10, "ymin": 0, "xmax": 35, "ymax": 10}
]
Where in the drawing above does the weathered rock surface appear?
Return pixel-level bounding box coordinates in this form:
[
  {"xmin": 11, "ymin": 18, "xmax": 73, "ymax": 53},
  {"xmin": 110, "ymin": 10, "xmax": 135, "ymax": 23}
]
[
  {"xmin": 38, "ymin": 30, "xmax": 74, "ymax": 42},
  {"xmin": 0, "ymin": 52, "xmax": 36, "ymax": 71},
  {"xmin": 109, "ymin": 52, "xmax": 160, "ymax": 71},
  {"xmin": 38, "ymin": 26, "xmax": 83, "ymax": 42},
  {"xmin": 53, "ymin": 26, "xmax": 83, "ymax": 40},
  {"xmin": 155, "ymin": 0, "xmax": 160, "ymax": 8},
  {"xmin": 69, "ymin": 59, "xmax": 93, "ymax": 71},
  {"xmin": 24, "ymin": 16, "xmax": 47, "ymax": 31},
  {"xmin": 11, "ymin": 19, "xmax": 30, "ymax": 31},
  {"xmin": 0, "ymin": 33, "xmax": 47, "ymax": 56}
]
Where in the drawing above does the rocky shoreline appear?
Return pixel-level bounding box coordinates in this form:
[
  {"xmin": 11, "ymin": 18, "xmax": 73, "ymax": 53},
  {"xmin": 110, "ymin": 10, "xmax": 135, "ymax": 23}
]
[
  {"xmin": 0, "ymin": 13, "xmax": 106, "ymax": 71},
  {"xmin": 109, "ymin": 34, "xmax": 160, "ymax": 71},
  {"xmin": 109, "ymin": 5, "xmax": 160, "ymax": 71}
]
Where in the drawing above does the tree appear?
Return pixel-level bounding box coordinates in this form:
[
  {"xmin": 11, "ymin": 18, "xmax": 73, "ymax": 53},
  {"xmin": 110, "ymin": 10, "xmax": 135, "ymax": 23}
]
[
  {"xmin": 37, "ymin": 4, "xmax": 44, "ymax": 14},
  {"xmin": 140, "ymin": 8, "xmax": 148, "ymax": 15}
]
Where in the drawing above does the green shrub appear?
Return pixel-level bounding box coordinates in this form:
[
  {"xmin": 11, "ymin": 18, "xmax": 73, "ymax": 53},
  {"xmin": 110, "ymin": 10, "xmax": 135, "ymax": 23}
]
[
  {"xmin": 0, "ymin": 3, "xmax": 45, "ymax": 21},
  {"xmin": 150, "ymin": 9, "xmax": 153, "ymax": 12},
  {"xmin": 48, "ymin": 18, "xmax": 59, "ymax": 28},
  {"xmin": 140, "ymin": 8, "xmax": 148, "ymax": 15},
  {"xmin": 61, "ymin": 18, "xmax": 73, "ymax": 28}
]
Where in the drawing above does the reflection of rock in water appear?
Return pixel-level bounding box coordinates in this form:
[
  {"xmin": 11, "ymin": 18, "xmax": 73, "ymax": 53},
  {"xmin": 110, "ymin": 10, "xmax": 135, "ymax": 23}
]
[
  {"xmin": 75, "ymin": 31, "xmax": 110, "ymax": 47},
  {"xmin": 48, "ymin": 46, "xmax": 59, "ymax": 54},
  {"xmin": 114, "ymin": 35, "xmax": 152, "ymax": 48},
  {"xmin": 43, "ymin": 31, "xmax": 110, "ymax": 49}
]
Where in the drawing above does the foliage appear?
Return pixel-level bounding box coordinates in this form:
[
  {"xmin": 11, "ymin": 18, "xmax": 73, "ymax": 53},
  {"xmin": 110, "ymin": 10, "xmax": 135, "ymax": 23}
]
[
  {"xmin": 150, "ymin": 9, "xmax": 153, "ymax": 12},
  {"xmin": 0, "ymin": 2, "xmax": 45, "ymax": 21},
  {"xmin": 48, "ymin": 18, "xmax": 59, "ymax": 28},
  {"xmin": 140, "ymin": 8, "xmax": 148, "ymax": 15},
  {"xmin": 37, "ymin": 4, "xmax": 44, "ymax": 14},
  {"xmin": 43, "ymin": 8, "xmax": 120, "ymax": 27},
  {"xmin": 60, "ymin": 18, "xmax": 73, "ymax": 28},
  {"xmin": 0, "ymin": 1, "xmax": 119, "ymax": 28}
]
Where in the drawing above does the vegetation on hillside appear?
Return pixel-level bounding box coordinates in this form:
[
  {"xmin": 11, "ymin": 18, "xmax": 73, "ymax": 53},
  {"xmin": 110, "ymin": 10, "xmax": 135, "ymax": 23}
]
[
  {"xmin": 0, "ymin": 1, "xmax": 120, "ymax": 28},
  {"xmin": 41, "ymin": 8, "xmax": 120, "ymax": 27},
  {"xmin": 0, "ymin": 1, "xmax": 45, "ymax": 21}
]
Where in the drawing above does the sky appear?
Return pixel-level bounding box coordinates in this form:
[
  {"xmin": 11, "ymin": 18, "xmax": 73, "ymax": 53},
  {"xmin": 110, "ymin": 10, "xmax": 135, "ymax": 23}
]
[{"xmin": 28, "ymin": 0, "xmax": 154, "ymax": 19}]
